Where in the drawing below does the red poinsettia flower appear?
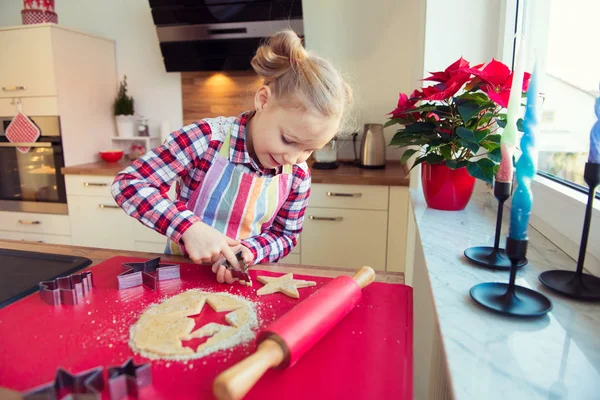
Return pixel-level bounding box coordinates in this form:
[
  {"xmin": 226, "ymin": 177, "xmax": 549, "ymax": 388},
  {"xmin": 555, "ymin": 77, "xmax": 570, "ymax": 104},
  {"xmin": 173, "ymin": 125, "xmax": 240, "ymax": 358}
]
[
  {"xmin": 466, "ymin": 59, "xmax": 531, "ymax": 108},
  {"xmin": 421, "ymin": 71, "xmax": 473, "ymax": 101},
  {"xmin": 424, "ymin": 57, "xmax": 471, "ymax": 83},
  {"xmin": 389, "ymin": 89, "xmax": 422, "ymax": 118}
]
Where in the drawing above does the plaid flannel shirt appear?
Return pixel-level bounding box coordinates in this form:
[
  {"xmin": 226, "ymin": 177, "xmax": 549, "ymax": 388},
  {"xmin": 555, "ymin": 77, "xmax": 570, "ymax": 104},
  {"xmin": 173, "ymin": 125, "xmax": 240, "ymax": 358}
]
[{"xmin": 111, "ymin": 112, "xmax": 311, "ymax": 264}]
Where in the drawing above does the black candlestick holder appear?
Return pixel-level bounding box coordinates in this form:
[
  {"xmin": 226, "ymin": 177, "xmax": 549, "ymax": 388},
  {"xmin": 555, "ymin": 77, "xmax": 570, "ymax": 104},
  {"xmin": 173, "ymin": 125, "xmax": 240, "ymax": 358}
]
[
  {"xmin": 464, "ymin": 181, "xmax": 528, "ymax": 270},
  {"xmin": 539, "ymin": 162, "xmax": 600, "ymax": 301},
  {"xmin": 470, "ymin": 237, "xmax": 553, "ymax": 317}
]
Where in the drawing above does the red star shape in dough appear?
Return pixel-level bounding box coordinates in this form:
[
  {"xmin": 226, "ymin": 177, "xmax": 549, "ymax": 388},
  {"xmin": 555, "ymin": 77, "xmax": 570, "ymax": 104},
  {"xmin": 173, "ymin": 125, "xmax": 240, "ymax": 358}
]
[{"xmin": 180, "ymin": 302, "xmax": 233, "ymax": 351}]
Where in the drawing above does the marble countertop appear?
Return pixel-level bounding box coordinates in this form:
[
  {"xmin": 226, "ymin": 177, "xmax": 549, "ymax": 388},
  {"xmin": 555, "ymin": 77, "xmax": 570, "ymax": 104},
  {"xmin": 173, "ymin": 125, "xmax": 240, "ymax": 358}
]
[
  {"xmin": 411, "ymin": 190, "xmax": 600, "ymax": 400},
  {"xmin": 61, "ymin": 160, "xmax": 410, "ymax": 186}
]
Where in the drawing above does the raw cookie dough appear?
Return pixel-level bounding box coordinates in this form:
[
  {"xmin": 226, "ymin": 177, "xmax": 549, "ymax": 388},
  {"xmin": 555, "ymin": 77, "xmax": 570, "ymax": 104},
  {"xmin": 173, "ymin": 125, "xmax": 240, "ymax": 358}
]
[
  {"xmin": 129, "ymin": 290, "xmax": 257, "ymax": 360},
  {"xmin": 256, "ymin": 273, "xmax": 316, "ymax": 298}
]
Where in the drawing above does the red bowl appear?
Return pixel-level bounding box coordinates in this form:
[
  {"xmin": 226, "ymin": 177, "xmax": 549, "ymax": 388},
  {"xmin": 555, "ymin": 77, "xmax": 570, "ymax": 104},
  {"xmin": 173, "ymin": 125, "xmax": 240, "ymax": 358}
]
[{"xmin": 99, "ymin": 150, "xmax": 124, "ymax": 163}]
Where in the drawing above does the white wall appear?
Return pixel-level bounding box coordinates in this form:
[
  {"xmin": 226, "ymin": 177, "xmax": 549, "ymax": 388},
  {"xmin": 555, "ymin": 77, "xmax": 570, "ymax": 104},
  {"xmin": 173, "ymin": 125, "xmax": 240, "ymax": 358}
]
[
  {"xmin": 0, "ymin": 0, "xmax": 182, "ymax": 141},
  {"xmin": 302, "ymin": 0, "xmax": 427, "ymax": 161}
]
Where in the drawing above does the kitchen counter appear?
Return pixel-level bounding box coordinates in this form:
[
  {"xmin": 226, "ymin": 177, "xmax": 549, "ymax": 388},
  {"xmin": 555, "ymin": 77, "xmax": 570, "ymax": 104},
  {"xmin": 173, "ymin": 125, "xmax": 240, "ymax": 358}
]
[
  {"xmin": 61, "ymin": 160, "xmax": 410, "ymax": 186},
  {"xmin": 0, "ymin": 239, "xmax": 404, "ymax": 284},
  {"xmin": 411, "ymin": 190, "xmax": 600, "ymax": 400}
]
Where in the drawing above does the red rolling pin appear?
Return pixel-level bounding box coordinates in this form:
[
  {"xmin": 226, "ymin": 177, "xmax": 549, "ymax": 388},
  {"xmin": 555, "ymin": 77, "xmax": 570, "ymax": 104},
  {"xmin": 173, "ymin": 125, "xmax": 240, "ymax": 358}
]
[{"xmin": 213, "ymin": 266, "xmax": 376, "ymax": 400}]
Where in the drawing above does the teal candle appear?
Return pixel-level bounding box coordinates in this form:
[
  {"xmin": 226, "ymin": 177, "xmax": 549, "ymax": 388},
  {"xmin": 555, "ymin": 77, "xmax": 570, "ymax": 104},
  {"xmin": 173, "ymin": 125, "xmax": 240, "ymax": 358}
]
[{"xmin": 509, "ymin": 64, "xmax": 539, "ymax": 240}]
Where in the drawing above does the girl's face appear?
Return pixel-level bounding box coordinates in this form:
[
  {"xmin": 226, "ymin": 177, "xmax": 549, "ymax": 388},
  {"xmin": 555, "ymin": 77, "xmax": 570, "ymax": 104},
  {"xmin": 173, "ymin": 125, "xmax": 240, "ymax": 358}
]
[{"xmin": 246, "ymin": 86, "xmax": 340, "ymax": 169}]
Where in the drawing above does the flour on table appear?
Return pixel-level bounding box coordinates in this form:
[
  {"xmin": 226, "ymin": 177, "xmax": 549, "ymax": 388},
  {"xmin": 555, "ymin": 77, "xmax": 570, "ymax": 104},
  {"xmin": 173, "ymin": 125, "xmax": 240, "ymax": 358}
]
[{"xmin": 129, "ymin": 290, "xmax": 257, "ymax": 361}]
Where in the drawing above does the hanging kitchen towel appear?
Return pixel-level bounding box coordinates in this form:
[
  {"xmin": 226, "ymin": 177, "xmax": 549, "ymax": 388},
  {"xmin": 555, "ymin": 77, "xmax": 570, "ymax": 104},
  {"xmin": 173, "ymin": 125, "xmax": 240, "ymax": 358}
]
[{"xmin": 5, "ymin": 112, "xmax": 41, "ymax": 153}]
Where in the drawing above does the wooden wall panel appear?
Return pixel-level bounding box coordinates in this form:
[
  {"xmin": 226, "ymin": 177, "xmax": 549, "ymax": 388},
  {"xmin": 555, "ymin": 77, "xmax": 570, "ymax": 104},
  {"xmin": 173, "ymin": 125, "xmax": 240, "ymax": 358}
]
[{"xmin": 182, "ymin": 71, "xmax": 263, "ymax": 125}]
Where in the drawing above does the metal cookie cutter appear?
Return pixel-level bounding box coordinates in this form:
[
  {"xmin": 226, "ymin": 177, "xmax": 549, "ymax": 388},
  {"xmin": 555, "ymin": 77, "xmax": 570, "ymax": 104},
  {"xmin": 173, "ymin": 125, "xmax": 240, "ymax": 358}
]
[
  {"xmin": 107, "ymin": 358, "xmax": 152, "ymax": 400},
  {"xmin": 22, "ymin": 366, "xmax": 104, "ymax": 400},
  {"xmin": 222, "ymin": 251, "xmax": 252, "ymax": 285},
  {"xmin": 118, "ymin": 257, "xmax": 180, "ymax": 290},
  {"xmin": 39, "ymin": 271, "xmax": 93, "ymax": 306}
]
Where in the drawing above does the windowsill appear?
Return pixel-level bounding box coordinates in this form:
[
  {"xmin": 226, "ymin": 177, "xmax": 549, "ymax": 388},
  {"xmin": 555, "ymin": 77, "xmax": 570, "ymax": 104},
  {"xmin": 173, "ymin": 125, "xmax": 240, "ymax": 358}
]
[{"xmin": 533, "ymin": 173, "xmax": 600, "ymax": 212}]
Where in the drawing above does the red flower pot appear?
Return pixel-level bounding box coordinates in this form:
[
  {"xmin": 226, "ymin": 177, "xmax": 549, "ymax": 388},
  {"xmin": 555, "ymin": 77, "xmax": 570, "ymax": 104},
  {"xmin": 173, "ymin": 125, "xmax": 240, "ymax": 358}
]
[{"xmin": 421, "ymin": 162, "xmax": 476, "ymax": 211}]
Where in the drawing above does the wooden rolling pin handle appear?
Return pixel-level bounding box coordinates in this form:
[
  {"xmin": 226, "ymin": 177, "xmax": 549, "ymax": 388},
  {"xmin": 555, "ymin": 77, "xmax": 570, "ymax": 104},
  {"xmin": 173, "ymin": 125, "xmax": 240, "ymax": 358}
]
[
  {"xmin": 213, "ymin": 338, "xmax": 285, "ymax": 400},
  {"xmin": 352, "ymin": 266, "xmax": 376, "ymax": 289}
]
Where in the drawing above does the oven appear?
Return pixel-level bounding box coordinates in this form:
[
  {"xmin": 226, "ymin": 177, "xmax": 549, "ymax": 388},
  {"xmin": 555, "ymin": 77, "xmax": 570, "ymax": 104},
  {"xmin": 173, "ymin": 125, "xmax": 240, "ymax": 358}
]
[{"xmin": 0, "ymin": 116, "xmax": 67, "ymax": 214}]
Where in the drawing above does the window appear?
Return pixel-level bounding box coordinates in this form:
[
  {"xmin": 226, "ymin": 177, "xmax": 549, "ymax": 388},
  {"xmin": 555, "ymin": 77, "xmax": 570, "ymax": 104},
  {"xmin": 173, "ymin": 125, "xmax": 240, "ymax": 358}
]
[{"xmin": 529, "ymin": 0, "xmax": 599, "ymax": 192}]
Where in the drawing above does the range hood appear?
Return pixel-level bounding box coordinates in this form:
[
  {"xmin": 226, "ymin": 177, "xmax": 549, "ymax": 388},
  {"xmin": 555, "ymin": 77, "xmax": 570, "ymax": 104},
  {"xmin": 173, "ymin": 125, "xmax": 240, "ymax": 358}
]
[{"xmin": 149, "ymin": 0, "xmax": 304, "ymax": 72}]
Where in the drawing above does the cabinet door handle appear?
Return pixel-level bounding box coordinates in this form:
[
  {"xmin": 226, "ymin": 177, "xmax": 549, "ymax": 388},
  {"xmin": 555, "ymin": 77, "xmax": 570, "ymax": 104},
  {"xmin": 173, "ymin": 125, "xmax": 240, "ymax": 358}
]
[
  {"xmin": 18, "ymin": 219, "xmax": 41, "ymax": 225},
  {"xmin": 308, "ymin": 216, "xmax": 343, "ymax": 222},
  {"xmin": 326, "ymin": 192, "xmax": 362, "ymax": 198},
  {"xmin": 84, "ymin": 182, "xmax": 108, "ymax": 187},
  {"xmin": 2, "ymin": 85, "xmax": 26, "ymax": 91},
  {"xmin": 99, "ymin": 204, "xmax": 120, "ymax": 209}
]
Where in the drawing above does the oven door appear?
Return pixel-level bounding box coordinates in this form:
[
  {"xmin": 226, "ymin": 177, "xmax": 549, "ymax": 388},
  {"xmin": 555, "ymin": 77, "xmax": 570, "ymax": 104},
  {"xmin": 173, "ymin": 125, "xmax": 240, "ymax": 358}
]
[{"xmin": 0, "ymin": 137, "xmax": 67, "ymax": 214}]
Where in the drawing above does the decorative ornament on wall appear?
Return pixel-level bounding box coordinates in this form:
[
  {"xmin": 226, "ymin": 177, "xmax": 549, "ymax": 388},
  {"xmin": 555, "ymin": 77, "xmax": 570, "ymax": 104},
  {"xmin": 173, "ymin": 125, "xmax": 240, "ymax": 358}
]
[{"xmin": 22, "ymin": 0, "xmax": 58, "ymax": 25}]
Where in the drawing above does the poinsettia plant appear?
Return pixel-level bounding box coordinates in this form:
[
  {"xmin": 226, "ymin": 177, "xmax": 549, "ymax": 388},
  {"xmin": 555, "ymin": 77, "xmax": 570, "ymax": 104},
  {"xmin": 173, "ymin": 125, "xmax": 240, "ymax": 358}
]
[{"xmin": 386, "ymin": 58, "xmax": 530, "ymax": 184}]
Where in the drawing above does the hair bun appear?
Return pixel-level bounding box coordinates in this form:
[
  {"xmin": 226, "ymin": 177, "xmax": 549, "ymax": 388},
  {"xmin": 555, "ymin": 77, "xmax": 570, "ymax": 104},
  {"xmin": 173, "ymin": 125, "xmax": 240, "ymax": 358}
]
[{"xmin": 251, "ymin": 30, "xmax": 306, "ymax": 84}]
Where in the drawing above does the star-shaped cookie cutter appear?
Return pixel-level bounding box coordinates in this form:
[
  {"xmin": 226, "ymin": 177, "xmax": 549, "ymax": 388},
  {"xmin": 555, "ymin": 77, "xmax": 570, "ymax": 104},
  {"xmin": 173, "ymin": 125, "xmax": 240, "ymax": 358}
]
[
  {"xmin": 39, "ymin": 271, "xmax": 93, "ymax": 306},
  {"xmin": 221, "ymin": 251, "xmax": 252, "ymax": 284},
  {"xmin": 22, "ymin": 366, "xmax": 104, "ymax": 400},
  {"xmin": 107, "ymin": 358, "xmax": 152, "ymax": 400},
  {"xmin": 117, "ymin": 257, "xmax": 180, "ymax": 290}
]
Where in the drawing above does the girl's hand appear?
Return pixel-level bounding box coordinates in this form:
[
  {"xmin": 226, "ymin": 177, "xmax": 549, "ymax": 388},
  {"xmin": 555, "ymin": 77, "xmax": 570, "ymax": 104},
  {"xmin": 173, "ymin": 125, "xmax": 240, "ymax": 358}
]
[
  {"xmin": 212, "ymin": 244, "xmax": 255, "ymax": 284},
  {"xmin": 181, "ymin": 221, "xmax": 240, "ymax": 268}
]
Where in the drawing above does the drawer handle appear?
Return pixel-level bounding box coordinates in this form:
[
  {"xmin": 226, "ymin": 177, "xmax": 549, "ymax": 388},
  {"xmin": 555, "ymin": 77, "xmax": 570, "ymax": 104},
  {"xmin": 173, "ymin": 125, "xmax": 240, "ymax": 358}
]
[
  {"xmin": 84, "ymin": 182, "xmax": 108, "ymax": 187},
  {"xmin": 18, "ymin": 219, "xmax": 41, "ymax": 225},
  {"xmin": 2, "ymin": 85, "xmax": 26, "ymax": 91},
  {"xmin": 22, "ymin": 239, "xmax": 44, "ymax": 243},
  {"xmin": 308, "ymin": 216, "xmax": 343, "ymax": 222},
  {"xmin": 99, "ymin": 204, "xmax": 120, "ymax": 209},
  {"xmin": 326, "ymin": 192, "xmax": 362, "ymax": 198}
]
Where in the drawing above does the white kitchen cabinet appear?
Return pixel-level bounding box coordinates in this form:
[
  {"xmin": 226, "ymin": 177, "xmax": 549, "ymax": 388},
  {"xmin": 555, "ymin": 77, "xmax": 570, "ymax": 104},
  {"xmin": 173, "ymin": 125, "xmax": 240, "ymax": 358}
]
[
  {"xmin": 0, "ymin": 27, "xmax": 56, "ymax": 98},
  {"xmin": 308, "ymin": 184, "xmax": 389, "ymax": 210},
  {"xmin": 0, "ymin": 211, "xmax": 70, "ymax": 236},
  {"xmin": 0, "ymin": 230, "xmax": 71, "ymax": 245}
]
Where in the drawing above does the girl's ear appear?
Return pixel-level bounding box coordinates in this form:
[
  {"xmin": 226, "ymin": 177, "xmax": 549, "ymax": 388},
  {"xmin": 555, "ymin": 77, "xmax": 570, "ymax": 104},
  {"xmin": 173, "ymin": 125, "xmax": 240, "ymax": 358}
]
[{"xmin": 254, "ymin": 85, "xmax": 272, "ymax": 112}]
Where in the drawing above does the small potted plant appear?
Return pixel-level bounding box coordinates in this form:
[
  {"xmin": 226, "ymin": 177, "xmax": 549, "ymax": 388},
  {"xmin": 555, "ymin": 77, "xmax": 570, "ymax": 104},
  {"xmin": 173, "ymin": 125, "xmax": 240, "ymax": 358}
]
[
  {"xmin": 114, "ymin": 75, "xmax": 135, "ymax": 138},
  {"xmin": 386, "ymin": 58, "xmax": 530, "ymax": 210}
]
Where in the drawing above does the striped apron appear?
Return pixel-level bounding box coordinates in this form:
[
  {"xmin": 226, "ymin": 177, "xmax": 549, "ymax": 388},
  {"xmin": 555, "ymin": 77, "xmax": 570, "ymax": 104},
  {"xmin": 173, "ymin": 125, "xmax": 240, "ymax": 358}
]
[{"xmin": 166, "ymin": 127, "xmax": 293, "ymax": 256}]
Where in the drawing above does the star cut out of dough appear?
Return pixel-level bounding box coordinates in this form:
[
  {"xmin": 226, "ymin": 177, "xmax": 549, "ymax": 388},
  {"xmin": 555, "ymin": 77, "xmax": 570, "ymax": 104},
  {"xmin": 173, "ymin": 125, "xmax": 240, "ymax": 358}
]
[{"xmin": 256, "ymin": 273, "xmax": 316, "ymax": 298}]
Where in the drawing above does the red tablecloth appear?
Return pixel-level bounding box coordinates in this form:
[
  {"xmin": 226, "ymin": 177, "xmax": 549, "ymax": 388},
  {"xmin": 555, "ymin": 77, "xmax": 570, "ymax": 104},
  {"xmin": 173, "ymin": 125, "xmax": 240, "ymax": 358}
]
[{"xmin": 0, "ymin": 256, "xmax": 413, "ymax": 399}]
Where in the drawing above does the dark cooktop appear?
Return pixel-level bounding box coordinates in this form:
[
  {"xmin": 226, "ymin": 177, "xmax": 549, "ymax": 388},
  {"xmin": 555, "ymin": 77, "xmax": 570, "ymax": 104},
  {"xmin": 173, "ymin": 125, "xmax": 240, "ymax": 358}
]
[{"xmin": 0, "ymin": 248, "xmax": 92, "ymax": 308}]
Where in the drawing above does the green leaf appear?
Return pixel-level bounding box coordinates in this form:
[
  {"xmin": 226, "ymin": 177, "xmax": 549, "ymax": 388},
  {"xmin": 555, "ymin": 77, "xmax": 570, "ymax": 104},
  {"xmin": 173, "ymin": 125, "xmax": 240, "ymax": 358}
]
[
  {"xmin": 487, "ymin": 134, "xmax": 501, "ymax": 144},
  {"xmin": 458, "ymin": 139, "xmax": 480, "ymax": 154},
  {"xmin": 402, "ymin": 122, "xmax": 437, "ymax": 133},
  {"xmin": 456, "ymin": 127, "xmax": 486, "ymax": 144},
  {"xmin": 389, "ymin": 136, "xmax": 429, "ymax": 147},
  {"xmin": 439, "ymin": 144, "xmax": 452, "ymax": 160},
  {"xmin": 488, "ymin": 147, "xmax": 502, "ymax": 162},
  {"xmin": 426, "ymin": 153, "xmax": 444, "ymax": 165},
  {"xmin": 409, "ymin": 155, "xmax": 428, "ymax": 171},
  {"xmin": 457, "ymin": 103, "xmax": 487, "ymax": 123},
  {"xmin": 384, "ymin": 119, "xmax": 401, "ymax": 128},
  {"xmin": 466, "ymin": 158, "xmax": 496, "ymax": 184},
  {"xmin": 497, "ymin": 119, "xmax": 507, "ymax": 129},
  {"xmin": 446, "ymin": 160, "xmax": 468, "ymax": 169},
  {"xmin": 456, "ymin": 92, "xmax": 490, "ymax": 106},
  {"xmin": 517, "ymin": 118, "xmax": 524, "ymax": 132},
  {"xmin": 400, "ymin": 149, "xmax": 419, "ymax": 165}
]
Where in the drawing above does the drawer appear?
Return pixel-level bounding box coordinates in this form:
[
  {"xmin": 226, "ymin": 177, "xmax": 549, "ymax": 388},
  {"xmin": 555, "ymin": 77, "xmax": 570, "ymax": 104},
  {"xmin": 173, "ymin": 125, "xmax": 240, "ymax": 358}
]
[
  {"xmin": 132, "ymin": 221, "xmax": 168, "ymax": 244},
  {"xmin": 300, "ymin": 207, "xmax": 387, "ymax": 271},
  {"xmin": 134, "ymin": 241, "xmax": 167, "ymax": 253},
  {"xmin": 0, "ymin": 211, "xmax": 70, "ymax": 235},
  {"xmin": 65, "ymin": 175, "xmax": 116, "ymax": 197},
  {"xmin": 309, "ymin": 184, "xmax": 388, "ymax": 210},
  {"xmin": 67, "ymin": 195, "xmax": 134, "ymax": 251},
  {"xmin": 0, "ymin": 97, "xmax": 59, "ymax": 116},
  {"xmin": 279, "ymin": 253, "xmax": 300, "ymax": 265},
  {"xmin": 0, "ymin": 230, "xmax": 71, "ymax": 245}
]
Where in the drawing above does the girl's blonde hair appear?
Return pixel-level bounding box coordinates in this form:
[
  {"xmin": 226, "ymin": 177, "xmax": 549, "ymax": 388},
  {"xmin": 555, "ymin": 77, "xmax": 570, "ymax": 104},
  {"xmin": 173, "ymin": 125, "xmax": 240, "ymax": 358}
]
[{"xmin": 251, "ymin": 30, "xmax": 353, "ymax": 127}]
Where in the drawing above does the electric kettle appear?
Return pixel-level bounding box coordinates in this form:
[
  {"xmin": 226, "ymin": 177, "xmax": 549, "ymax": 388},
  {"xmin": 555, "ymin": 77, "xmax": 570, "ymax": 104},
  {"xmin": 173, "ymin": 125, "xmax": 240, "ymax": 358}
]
[{"xmin": 360, "ymin": 123, "xmax": 386, "ymax": 169}]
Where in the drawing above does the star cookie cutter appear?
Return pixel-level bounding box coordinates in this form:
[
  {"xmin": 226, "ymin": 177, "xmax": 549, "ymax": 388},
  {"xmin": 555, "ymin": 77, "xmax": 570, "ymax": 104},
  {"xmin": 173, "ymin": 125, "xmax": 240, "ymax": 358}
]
[
  {"xmin": 107, "ymin": 358, "xmax": 152, "ymax": 400},
  {"xmin": 221, "ymin": 251, "xmax": 252, "ymax": 284},
  {"xmin": 39, "ymin": 271, "xmax": 93, "ymax": 306},
  {"xmin": 22, "ymin": 366, "xmax": 104, "ymax": 400},
  {"xmin": 117, "ymin": 257, "xmax": 180, "ymax": 290}
]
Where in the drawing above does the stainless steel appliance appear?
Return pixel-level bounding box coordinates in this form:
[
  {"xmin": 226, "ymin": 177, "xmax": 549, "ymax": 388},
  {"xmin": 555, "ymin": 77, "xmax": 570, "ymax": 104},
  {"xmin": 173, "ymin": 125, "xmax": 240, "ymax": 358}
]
[
  {"xmin": 149, "ymin": 0, "xmax": 304, "ymax": 72},
  {"xmin": 360, "ymin": 123, "xmax": 386, "ymax": 169},
  {"xmin": 0, "ymin": 116, "xmax": 67, "ymax": 214}
]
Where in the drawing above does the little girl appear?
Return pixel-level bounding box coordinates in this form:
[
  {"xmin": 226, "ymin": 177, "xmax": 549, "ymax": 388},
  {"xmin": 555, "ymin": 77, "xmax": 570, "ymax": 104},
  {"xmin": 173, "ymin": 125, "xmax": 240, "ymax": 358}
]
[{"xmin": 111, "ymin": 30, "xmax": 352, "ymax": 283}]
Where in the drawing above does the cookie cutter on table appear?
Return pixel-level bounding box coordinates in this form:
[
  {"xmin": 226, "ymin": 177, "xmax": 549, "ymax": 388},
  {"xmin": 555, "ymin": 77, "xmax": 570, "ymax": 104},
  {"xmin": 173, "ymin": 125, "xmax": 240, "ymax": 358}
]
[
  {"xmin": 22, "ymin": 366, "xmax": 104, "ymax": 400},
  {"xmin": 107, "ymin": 358, "xmax": 152, "ymax": 400},
  {"xmin": 39, "ymin": 271, "xmax": 93, "ymax": 306},
  {"xmin": 118, "ymin": 257, "xmax": 180, "ymax": 290},
  {"xmin": 221, "ymin": 251, "xmax": 252, "ymax": 284}
]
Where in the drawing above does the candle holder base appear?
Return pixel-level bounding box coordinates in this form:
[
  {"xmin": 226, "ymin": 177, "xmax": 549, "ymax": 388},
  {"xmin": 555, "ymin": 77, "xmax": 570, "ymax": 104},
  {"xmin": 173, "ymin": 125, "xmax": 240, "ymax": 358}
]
[
  {"xmin": 464, "ymin": 246, "xmax": 527, "ymax": 270},
  {"xmin": 539, "ymin": 270, "xmax": 600, "ymax": 301},
  {"xmin": 470, "ymin": 282, "xmax": 553, "ymax": 317}
]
